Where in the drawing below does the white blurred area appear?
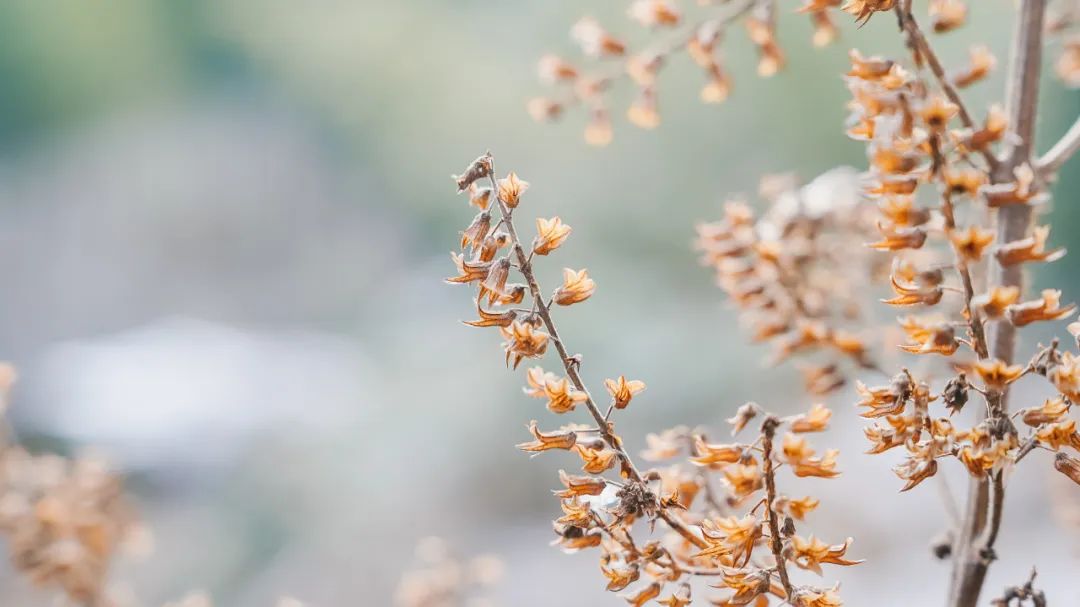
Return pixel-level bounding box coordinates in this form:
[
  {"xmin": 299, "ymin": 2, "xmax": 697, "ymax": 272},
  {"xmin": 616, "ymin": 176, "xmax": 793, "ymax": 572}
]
[
  {"xmin": 26, "ymin": 318, "xmax": 368, "ymax": 467},
  {"xmin": 0, "ymin": 1, "xmax": 1075, "ymax": 605}
]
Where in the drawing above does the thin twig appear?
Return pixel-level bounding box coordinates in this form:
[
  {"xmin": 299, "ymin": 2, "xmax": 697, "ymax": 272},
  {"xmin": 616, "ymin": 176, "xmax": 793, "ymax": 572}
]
[
  {"xmin": 894, "ymin": 5, "xmax": 1000, "ymax": 173},
  {"xmin": 759, "ymin": 416, "xmax": 794, "ymax": 602},
  {"xmin": 1037, "ymin": 114, "xmax": 1080, "ymax": 176},
  {"xmin": 545, "ymin": 0, "xmax": 757, "ymax": 110}
]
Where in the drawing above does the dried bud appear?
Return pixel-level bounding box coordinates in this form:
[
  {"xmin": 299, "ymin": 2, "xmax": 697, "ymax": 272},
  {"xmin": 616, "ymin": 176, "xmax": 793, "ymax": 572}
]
[
  {"xmin": 553, "ymin": 268, "xmax": 596, "ymax": 306},
  {"xmin": 497, "ymin": 172, "xmax": 529, "ymax": 208},
  {"xmin": 533, "ymin": 216, "xmax": 572, "ymax": 256},
  {"xmin": 453, "ymin": 153, "xmax": 493, "ymax": 192},
  {"xmin": 942, "ymin": 374, "xmax": 969, "ymax": 415},
  {"xmin": 727, "ymin": 402, "xmax": 759, "ymax": 436},
  {"xmin": 1054, "ymin": 452, "xmax": 1080, "ymax": 486}
]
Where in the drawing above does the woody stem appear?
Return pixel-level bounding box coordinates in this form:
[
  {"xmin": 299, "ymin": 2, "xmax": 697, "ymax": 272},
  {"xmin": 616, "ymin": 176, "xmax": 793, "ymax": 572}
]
[
  {"xmin": 760, "ymin": 417, "xmax": 794, "ymax": 601},
  {"xmin": 895, "ymin": 4, "xmax": 999, "ymax": 173},
  {"xmin": 485, "ymin": 166, "xmax": 708, "ymax": 550},
  {"xmin": 950, "ymin": 1, "xmax": 1046, "ymax": 605},
  {"xmin": 1037, "ymin": 114, "xmax": 1080, "ymax": 175}
]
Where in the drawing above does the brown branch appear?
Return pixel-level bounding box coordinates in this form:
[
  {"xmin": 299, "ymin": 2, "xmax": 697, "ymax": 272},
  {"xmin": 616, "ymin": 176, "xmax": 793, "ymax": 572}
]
[
  {"xmin": 895, "ymin": 5, "xmax": 1000, "ymax": 173},
  {"xmin": 931, "ymin": 134, "xmax": 991, "ymax": 361},
  {"xmin": 544, "ymin": 0, "xmax": 757, "ymax": 110},
  {"xmin": 759, "ymin": 416, "xmax": 793, "ymax": 601},
  {"xmin": 484, "ymin": 159, "xmax": 709, "ymax": 551},
  {"xmin": 1037, "ymin": 114, "xmax": 1080, "ymax": 176},
  {"xmin": 991, "ymin": 567, "xmax": 1047, "ymax": 607},
  {"xmin": 950, "ymin": 1, "xmax": 1047, "ymax": 605}
]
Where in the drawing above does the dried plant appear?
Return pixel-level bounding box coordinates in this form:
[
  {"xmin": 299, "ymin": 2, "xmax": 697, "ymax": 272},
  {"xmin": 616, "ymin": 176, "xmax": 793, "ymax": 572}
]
[
  {"xmin": 0, "ymin": 364, "xmax": 140, "ymax": 607},
  {"xmin": 446, "ymin": 0, "xmax": 1080, "ymax": 605},
  {"xmin": 447, "ymin": 152, "xmax": 861, "ymax": 604},
  {"xmin": 0, "ymin": 365, "xmax": 310, "ymax": 607},
  {"xmin": 395, "ymin": 537, "xmax": 503, "ymax": 607}
]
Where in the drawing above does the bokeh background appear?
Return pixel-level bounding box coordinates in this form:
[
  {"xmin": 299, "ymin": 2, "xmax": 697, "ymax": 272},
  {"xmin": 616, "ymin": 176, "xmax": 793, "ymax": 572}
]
[{"xmin": 0, "ymin": 1, "xmax": 1078, "ymax": 605}]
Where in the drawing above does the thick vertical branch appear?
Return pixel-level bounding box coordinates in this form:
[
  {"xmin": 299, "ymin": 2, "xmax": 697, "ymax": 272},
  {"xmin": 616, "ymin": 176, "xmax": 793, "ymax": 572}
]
[{"xmin": 949, "ymin": 1, "xmax": 1046, "ymax": 605}]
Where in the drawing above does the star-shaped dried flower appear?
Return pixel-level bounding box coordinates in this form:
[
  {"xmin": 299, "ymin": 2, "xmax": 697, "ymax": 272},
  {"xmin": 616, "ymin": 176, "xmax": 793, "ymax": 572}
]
[
  {"xmin": 446, "ymin": 252, "xmax": 491, "ymax": 284},
  {"xmin": 575, "ymin": 444, "xmax": 617, "ymax": 474},
  {"xmin": 554, "ymin": 469, "xmax": 606, "ymax": 498},
  {"xmin": 690, "ymin": 436, "xmax": 746, "ymax": 466},
  {"xmin": 929, "ymin": 0, "xmax": 967, "ymax": 33},
  {"xmin": 788, "ymin": 403, "xmax": 832, "ymax": 433},
  {"xmin": 974, "ymin": 359, "xmax": 1024, "ymax": 390},
  {"xmin": 790, "ymin": 535, "xmax": 863, "ymax": 574},
  {"xmin": 920, "ymin": 96, "xmax": 959, "ymax": 132},
  {"xmin": 972, "ymin": 286, "xmax": 1021, "ymax": 320},
  {"xmin": 699, "ymin": 514, "xmax": 762, "ymax": 565},
  {"xmin": 944, "ymin": 168, "xmax": 985, "ymax": 197},
  {"xmin": 952, "ymin": 45, "xmax": 996, "ymax": 88},
  {"xmin": 496, "ymin": 172, "xmax": 529, "ymax": 208},
  {"xmin": 501, "ymin": 321, "xmax": 550, "ymax": 368},
  {"xmin": 794, "ymin": 584, "xmax": 844, "ymax": 607},
  {"xmin": 554, "ymin": 268, "xmax": 596, "ymax": 306},
  {"xmin": 1050, "ymin": 351, "xmax": 1080, "ymax": 401},
  {"xmin": 620, "ymin": 581, "xmax": 662, "ymax": 607},
  {"xmin": 517, "ymin": 420, "xmax": 577, "ymax": 453},
  {"xmin": 628, "ymin": 0, "xmax": 681, "ymax": 27},
  {"xmin": 1006, "ymin": 289, "xmax": 1076, "ymax": 327},
  {"xmin": 881, "ymin": 275, "xmax": 943, "ymax": 307},
  {"xmin": 601, "ymin": 562, "xmax": 640, "ymax": 592},
  {"xmin": 536, "ymin": 55, "xmax": 578, "ymax": 84},
  {"xmin": 995, "ymin": 225, "xmax": 1066, "ymax": 266},
  {"xmin": 950, "ymin": 225, "xmax": 995, "ymax": 262},
  {"xmin": 533, "ymin": 216, "xmax": 572, "ymax": 256},
  {"xmin": 868, "ymin": 222, "xmax": 927, "ymax": 251},
  {"xmin": 782, "ymin": 434, "xmax": 841, "ymax": 478},
  {"xmin": 894, "ymin": 453, "xmax": 938, "ymax": 491},
  {"xmin": 1020, "ymin": 397, "xmax": 1070, "ymax": 427},
  {"xmin": 605, "ymin": 376, "xmax": 646, "ymax": 410},
  {"xmin": 657, "ymin": 583, "xmax": 691, "ymax": 607},
  {"xmin": 570, "ymin": 17, "xmax": 626, "ymax": 58},
  {"xmin": 898, "ymin": 319, "xmax": 959, "ymax": 356},
  {"xmin": 1036, "ymin": 419, "xmax": 1080, "ymax": 451}
]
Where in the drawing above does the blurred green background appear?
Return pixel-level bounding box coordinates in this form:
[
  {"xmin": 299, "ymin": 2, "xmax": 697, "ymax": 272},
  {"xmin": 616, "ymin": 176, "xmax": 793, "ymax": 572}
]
[{"xmin": 0, "ymin": 1, "xmax": 1077, "ymax": 605}]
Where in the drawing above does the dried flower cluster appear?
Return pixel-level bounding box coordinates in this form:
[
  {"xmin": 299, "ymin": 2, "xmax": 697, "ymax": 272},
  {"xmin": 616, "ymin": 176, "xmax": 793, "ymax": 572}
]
[
  {"xmin": 448, "ymin": 153, "xmax": 864, "ymax": 605},
  {"xmin": 394, "ymin": 537, "xmax": 503, "ymax": 607},
  {"xmin": 0, "ymin": 366, "xmax": 309, "ymax": 607},
  {"xmin": 695, "ymin": 169, "xmax": 886, "ymax": 395},
  {"xmin": 527, "ymin": 0, "xmax": 834, "ymax": 145},
  {"xmin": 440, "ymin": 0, "xmax": 1080, "ymax": 605},
  {"xmin": 689, "ymin": 1, "xmax": 1080, "ymax": 606},
  {"xmin": 0, "ymin": 364, "xmax": 141, "ymax": 607}
]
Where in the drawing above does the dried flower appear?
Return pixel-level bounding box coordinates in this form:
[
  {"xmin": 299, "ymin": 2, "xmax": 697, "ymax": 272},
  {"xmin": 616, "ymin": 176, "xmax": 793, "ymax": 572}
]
[
  {"xmin": 517, "ymin": 420, "xmax": 577, "ymax": 453},
  {"xmin": 497, "ymin": 172, "xmax": 529, "ymax": 208},
  {"xmin": 1054, "ymin": 452, "xmax": 1080, "ymax": 486},
  {"xmin": 604, "ymin": 376, "xmax": 646, "ymax": 410},
  {"xmin": 553, "ymin": 268, "xmax": 596, "ymax": 306},
  {"xmin": 1006, "ymin": 289, "xmax": 1077, "ymax": 327},
  {"xmin": 533, "ymin": 216, "xmax": 572, "ymax": 256}
]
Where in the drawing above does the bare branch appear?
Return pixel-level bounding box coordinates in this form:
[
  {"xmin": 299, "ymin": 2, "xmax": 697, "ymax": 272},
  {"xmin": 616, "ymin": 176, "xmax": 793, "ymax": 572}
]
[
  {"xmin": 951, "ymin": 1, "xmax": 1048, "ymax": 605},
  {"xmin": 1037, "ymin": 115, "xmax": 1080, "ymax": 176}
]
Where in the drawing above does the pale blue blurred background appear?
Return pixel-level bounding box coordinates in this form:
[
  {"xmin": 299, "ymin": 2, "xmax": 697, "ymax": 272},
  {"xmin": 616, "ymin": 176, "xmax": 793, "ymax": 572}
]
[{"xmin": 0, "ymin": 1, "xmax": 1077, "ymax": 605}]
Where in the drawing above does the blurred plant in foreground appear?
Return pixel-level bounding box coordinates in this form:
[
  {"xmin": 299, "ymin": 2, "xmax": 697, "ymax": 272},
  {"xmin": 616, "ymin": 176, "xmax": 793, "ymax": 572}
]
[
  {"xmin": 0, "ymin": 365, "xmax": 140, "ymax": 607},
  {"xmin": 395, "ymin": 537, "xmax": 502, "ymax": 607}
]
